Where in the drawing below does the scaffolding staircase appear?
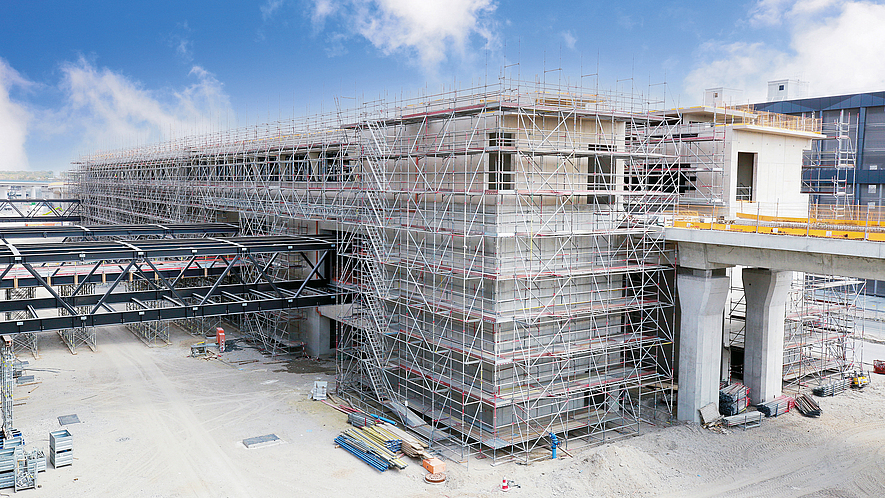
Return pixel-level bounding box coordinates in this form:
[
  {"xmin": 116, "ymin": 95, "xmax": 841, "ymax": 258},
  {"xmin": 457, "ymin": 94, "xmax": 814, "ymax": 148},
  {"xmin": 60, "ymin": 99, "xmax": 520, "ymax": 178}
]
[
  {"xmin": 357, "ymin": 120, "xmax": 396, "ymax": 404},
  {"xmin": 832, "ymin": 111, "xmax": 856, "ymax": 217}
]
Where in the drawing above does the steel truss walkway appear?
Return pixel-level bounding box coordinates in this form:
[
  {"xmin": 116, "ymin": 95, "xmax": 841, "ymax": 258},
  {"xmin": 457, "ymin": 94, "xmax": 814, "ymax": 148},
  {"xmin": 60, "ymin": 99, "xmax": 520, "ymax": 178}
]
[
  {"xmin": 0, "ymin": 226, "xmax": 348, "ymax": 335},
  {"xmin": 0, "ymin": 223, "xmax": 237, "ymax": 241},
  {"xmin": 0, "ymin": 199, "xmax": 81, "ymax": 223}
]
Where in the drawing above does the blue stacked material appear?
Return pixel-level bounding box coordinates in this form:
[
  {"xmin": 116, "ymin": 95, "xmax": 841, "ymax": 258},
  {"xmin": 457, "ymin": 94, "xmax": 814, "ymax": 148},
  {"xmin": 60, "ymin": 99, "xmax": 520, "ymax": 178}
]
[
  {"xmin": 382, "ymin": 439, "xmax": 401, "ymax": 452},
  {"xmin": 334, "ymin": 434, "xmax": 388, "ymax": 472}
]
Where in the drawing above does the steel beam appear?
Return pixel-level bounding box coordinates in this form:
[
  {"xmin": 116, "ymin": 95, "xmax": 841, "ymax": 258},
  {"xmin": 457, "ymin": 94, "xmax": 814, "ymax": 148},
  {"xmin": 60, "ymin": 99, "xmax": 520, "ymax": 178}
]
[
  {"xmin": 0, "ymin": 235, "xmax": 333, "ymax": 264},
  {"xmin": 0, "ymin": 199, "xmax": 81, "ymax": 223},
  {"xmin": 0, "ymin": 283, "xmax": 348, "ymax": 335},
  {"xmin": 0, "ymin": 223, "xmax": 237, "ymax": 240},
  {"xmin": 0, "ymin": 232, "xmax": 347, "ymax": 335}
]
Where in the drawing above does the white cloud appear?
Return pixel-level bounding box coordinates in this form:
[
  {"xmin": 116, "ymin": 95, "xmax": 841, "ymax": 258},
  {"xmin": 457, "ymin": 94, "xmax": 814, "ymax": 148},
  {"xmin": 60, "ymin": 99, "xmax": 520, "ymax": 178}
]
[
  {"xmin": 312, "ymin": 0, "xmax": 336, "ymax": 25},
  {"xmin": 686, "ymin": 1, "xmax": 885, "ymax": 102},
  {"xmin": 167, "ymin": 22, "xmax": 194, "ymax": 63},
  {"xmin": 54, "ymin": 58, "xmax": 233, "ymax": 152},
  {"xmin": 0, "ymin": 59, "xmax": 32, "ymax": 170},
  {"xmin": 261, "ymin": 0, "xmax": 285, "ymax": 21},
  {"xmin": 747, "ymin": 0, "xmax": 794, "ymax": 26},
  {"xmin": 309, "ymin": 0, "xmax": 497, "ymax": 71},
  {"xmin": 562, "ymin": 31, "xmax": 576, "ymax": 51}
]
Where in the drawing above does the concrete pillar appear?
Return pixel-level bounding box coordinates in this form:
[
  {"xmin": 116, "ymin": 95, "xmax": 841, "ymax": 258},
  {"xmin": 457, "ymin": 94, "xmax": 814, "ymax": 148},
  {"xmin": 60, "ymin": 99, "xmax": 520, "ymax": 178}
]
[
  {"xmin": 304, "ymin": 308, "xmax": 331, "ymax": 357},
  {"xmin": 742, "ymin": 268, "xmax": 792, "ymax": 404},
  {"xmin": 677, "ymin": 268, "xmax": 729, "ymax": 422}
]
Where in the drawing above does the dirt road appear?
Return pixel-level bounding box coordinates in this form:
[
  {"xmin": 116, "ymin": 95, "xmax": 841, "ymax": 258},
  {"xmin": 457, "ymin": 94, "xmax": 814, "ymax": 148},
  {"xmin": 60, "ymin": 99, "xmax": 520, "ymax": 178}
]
[{"xmin": 13, "ymin": 325, "xmax": 885, "ymax": 497}]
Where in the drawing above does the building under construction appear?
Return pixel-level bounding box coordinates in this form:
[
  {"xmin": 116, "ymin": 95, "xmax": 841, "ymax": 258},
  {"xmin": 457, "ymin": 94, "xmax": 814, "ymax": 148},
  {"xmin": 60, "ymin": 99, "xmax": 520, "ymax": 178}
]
[{"xmin": 68, "ymin": 79, "xmax": 860, "ymax": 463}]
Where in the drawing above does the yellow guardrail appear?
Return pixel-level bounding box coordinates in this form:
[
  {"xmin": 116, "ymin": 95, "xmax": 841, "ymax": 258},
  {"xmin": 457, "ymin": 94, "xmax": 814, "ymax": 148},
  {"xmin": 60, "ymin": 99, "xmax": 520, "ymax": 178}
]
[{"xmin": 672, "ymin": 220, "xmax": 885, "ymax": 242}]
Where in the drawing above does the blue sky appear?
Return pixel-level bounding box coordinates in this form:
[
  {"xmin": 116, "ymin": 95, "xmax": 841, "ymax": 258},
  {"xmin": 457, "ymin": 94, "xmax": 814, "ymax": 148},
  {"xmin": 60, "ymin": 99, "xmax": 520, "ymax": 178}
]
[{"xmin": 1, "ymin": 0, "xmax": 885, "ymax": 171}]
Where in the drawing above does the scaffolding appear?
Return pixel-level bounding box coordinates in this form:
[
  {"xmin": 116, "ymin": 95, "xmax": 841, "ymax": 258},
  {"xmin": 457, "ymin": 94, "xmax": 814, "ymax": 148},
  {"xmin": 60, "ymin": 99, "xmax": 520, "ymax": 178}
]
[
  {"xmin": 5, "ymin": 289, "xmax": 37, "ymax": 359},
  {"xmin": 783, "ymin": 274, "xmax": 864, "ymax": 390},
  {"xmin": 724, "ymin": 271, "xmax": 863, "ymax": 390},
  {"xmin": 71, "ymin": 79, "xmax": 679, "ymax": 463},
  {"xmin": 802, "ymin": 110, "xmax": 858, "ymax": 207}
]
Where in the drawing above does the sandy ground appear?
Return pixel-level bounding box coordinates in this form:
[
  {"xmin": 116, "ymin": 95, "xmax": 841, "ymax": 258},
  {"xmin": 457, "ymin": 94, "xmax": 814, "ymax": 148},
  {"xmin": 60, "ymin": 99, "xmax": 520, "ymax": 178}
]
[{"xmin": 11, "ymin": 325, "xmax": 885, "ymax": 498}]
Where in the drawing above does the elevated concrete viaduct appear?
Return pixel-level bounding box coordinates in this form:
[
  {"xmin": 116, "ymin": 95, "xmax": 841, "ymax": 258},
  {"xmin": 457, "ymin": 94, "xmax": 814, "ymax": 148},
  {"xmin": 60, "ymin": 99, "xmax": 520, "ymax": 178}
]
[{"xmin": 665, "ymin": 227, "xmax": 885, "ymax": 422}]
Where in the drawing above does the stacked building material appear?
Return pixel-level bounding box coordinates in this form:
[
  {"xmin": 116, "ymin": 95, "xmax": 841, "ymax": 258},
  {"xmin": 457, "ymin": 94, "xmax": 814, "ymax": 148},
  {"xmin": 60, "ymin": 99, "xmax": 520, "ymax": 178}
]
[
  {"xmin": 347, "ymin": 412, "xmax": 377, "ymax": 428},
  {"xmin": 0, "ymin": 448, "xmax": 14, "ymax": 488},
  {"xmin": 334, "ymin": 433, "xmax": 391, "ymax": 472},
  {"xmin": 0, "ymin": 429, "xmax": 23, "ymax": 449},
  {"xmin": 756, "ymin": 395, "xmax": 795, "ymax": 417},
  {"xmin": 812, "ymin": 379, "xmax": 851, "ymax": 397},
  {"xmin": 335, "ymin": 425, "xmax": 409, "ymax": 471},
  {"xmin": 723, "ymin": 411, "xmax": 763, "ymax": 429},
  {"xmin": 49, "ymin": 430, "xmax": 72, "ymax": 468},
  {"xmin": 358, "ymin": 424, "xmax": 403, "ymax": 452},
  {"xmin": 795, "ymin": 394, "xmax": 822, "ymax": 417},
  {"xmin": 13, "ymin": 447, "xmax": 38, "ymax": 492},
  {"xmin": 719, "ymin": 383, "xmax": 750, "ymax": 416}
]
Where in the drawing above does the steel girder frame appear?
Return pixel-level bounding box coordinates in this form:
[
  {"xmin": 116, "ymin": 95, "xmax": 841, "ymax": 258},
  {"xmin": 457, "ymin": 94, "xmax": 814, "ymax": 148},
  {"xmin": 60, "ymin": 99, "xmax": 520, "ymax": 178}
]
[
  {"xmin": 0, "ymin": 223, "xmax": 237, "ymax": 241},
  {"xmin": 0, "ymin": 234, "xmax": 349, "ymax": 336},
  {"xmin": 0, "ymin": 199, "xmax": 81, "ymax": 223}
]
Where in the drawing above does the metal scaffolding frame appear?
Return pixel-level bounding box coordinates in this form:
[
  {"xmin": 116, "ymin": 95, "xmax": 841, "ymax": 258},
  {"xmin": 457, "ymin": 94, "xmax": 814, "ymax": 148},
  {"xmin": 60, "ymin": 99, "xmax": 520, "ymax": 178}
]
[
  {"xmin": 783, "ymin": 274, "xmax": 864, "ymax": 390},
  {"xmin": 69, "ymin": 78, "xmax": 678, "ymax": 464}
]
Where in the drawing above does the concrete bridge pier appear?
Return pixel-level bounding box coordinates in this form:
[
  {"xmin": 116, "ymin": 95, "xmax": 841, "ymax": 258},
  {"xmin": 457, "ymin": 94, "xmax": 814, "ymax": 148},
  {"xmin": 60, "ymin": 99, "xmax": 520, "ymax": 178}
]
[
  {"xmin": 742, "ymin": 268, "xmax": 792, "ymax": 404},
  {"xmin": 676, "ymin": 267, "xmax": 729, "ymax": 422}
]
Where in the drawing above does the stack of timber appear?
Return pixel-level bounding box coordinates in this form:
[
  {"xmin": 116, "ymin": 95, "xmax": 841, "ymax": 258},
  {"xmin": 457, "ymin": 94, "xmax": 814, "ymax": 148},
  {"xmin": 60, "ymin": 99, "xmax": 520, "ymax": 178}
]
[
  {"xmin": 812, "ymin": 379, "xmax": 851, "ymax": 397},
  {"xmin": 719, "ymin": 383, "xmax": 750, "ymax": 416},
  {"xmin": 795, "ymin": 394, "xmax": 822, "ymax": 417},
  {"xmin": 383, "ymin": 424, "xmax": 432, "ymax": 461},
  {"xmin": 756, "ymin": 395, "xmax": 795, "ymax": 417}
]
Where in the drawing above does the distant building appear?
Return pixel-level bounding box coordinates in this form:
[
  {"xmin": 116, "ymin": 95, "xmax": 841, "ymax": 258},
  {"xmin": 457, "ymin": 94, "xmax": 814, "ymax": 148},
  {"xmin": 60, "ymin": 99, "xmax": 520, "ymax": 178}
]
[{"xmin": 755, "ymin": 89, "xmax": 885, "ymax": 296}]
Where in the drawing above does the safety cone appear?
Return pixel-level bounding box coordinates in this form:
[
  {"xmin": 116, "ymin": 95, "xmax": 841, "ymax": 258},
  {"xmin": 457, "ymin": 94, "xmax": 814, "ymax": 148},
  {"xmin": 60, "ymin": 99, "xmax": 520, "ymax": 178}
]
[{"xmin": 501, "ymin": 478, "xmax": 510, "ymax": 492}]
